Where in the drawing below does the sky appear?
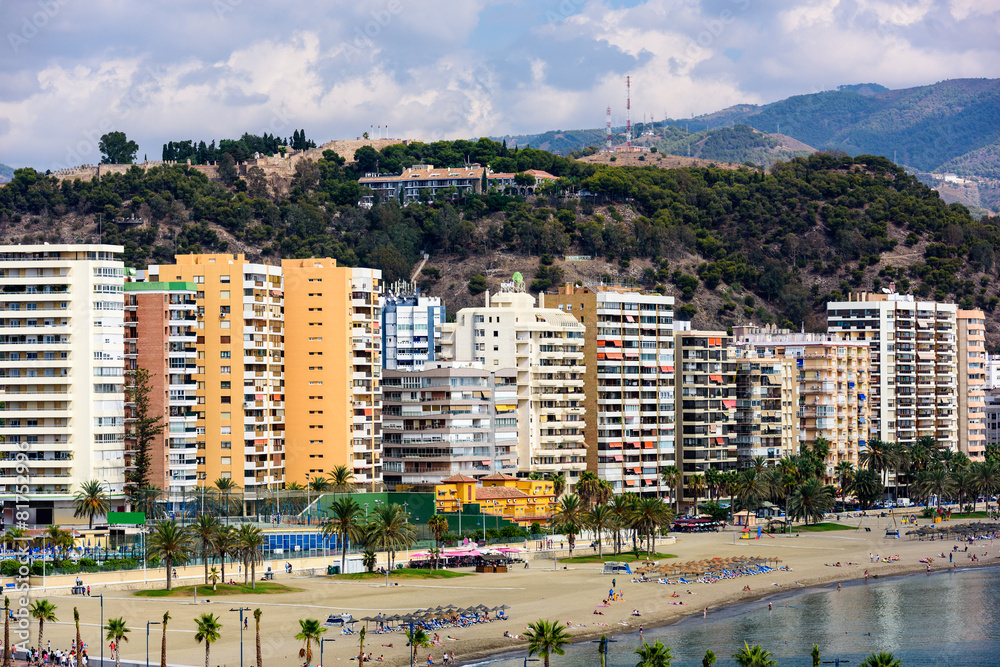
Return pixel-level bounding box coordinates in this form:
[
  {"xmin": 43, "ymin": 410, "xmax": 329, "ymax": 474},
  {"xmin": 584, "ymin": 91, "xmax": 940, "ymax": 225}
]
[{"xmin": 1, "ymin": 0, "xmax": 999, "ymax": 171}]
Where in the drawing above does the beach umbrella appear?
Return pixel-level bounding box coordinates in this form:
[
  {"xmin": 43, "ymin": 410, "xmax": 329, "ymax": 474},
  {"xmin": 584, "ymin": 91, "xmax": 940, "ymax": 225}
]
[{"xmin": 498, "ymin": 604, "xmax": 510, "ymax": 610}]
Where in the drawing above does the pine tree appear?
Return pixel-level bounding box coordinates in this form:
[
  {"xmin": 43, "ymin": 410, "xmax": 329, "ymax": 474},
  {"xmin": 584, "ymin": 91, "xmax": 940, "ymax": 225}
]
[{"xmin": 125, "ymin": 368, "xmax": 164, "ymax": 495}]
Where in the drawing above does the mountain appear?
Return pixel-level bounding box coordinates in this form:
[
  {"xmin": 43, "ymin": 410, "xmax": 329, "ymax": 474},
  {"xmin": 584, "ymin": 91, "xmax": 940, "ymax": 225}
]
[
  {"xmin": 0, "ymin": 164, "xmax": 14, "ymax": 184},
  {"xmin": 655, "ymin": 124, "xmax": 815, "ymax": 169},
  {"xmin": 498, "ymin": 79, "xmax": 1000, "ymax": 207},
  {"xmin": 3, "ymin": 140, "xmax": 1000, "ymax": 348}
]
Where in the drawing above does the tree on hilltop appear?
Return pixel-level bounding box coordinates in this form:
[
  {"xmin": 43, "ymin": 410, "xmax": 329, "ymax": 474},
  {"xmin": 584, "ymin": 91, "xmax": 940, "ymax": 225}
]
[{"xmin": 99, "ymin": 131, "xmax": 139, "ymax": 164}]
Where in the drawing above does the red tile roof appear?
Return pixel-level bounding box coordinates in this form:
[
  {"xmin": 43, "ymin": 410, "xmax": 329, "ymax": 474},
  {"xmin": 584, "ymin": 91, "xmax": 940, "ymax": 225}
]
[
  {"xmin": 440, "ymin": 475, "xmax": 478, "ymax": 483},
  {"xmin": 476, "ymin": 487, "xmax": 529, "ymax": 499},
  {"xmin": 481, "ymin": 473, "xmax": 519, "ymax": 481}
]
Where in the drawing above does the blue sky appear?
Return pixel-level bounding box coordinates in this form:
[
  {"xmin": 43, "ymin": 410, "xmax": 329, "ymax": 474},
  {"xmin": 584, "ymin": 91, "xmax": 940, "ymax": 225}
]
[{"xmin": 2, "ymin": 0, "xmax": 999, "ymax": 170}]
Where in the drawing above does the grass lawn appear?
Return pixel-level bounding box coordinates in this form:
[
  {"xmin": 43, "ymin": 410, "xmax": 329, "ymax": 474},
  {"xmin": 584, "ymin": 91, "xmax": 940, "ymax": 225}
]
[
  {"xmin": 332, "ymin": 569, "xmax": 472, "ymax": 580},
  {"xmin": 796, "ymin": 522, "xmax": 856, "ymax": 532},
  {"xmin": 560, "ymin": 552, "xmax": 677, "ymax": 564},
  {"xmin": 134, "ymin": 582, "xmax": 301, "ymax": 597},
  {"xmin": 951, "ymin": 511, "xmax": 992, "ymax": 519}
]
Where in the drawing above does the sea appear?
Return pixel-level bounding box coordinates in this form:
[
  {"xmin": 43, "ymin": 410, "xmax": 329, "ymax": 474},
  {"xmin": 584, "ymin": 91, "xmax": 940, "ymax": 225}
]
[{"xmin": 469, "ymin": 567, "xmax": 1000, "ymax": 666}]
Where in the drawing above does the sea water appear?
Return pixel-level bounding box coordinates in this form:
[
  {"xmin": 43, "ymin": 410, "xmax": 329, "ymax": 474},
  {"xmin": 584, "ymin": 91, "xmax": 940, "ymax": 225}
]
[{"xmin": 471, "ymin": 567, "xmax": 1000, "ymax": 666}]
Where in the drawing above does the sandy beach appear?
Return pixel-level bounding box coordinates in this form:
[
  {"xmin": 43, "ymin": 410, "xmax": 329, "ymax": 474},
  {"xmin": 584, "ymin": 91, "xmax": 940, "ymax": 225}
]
[{"xmin": 29, "ymin": 514, "xmax": 1000, "ymax": 667}]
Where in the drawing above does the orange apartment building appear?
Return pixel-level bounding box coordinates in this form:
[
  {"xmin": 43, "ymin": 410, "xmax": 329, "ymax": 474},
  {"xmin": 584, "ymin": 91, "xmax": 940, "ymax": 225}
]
[{"xmin": 435, "ymin": 472, "xmax": 556, "ymax": 526}]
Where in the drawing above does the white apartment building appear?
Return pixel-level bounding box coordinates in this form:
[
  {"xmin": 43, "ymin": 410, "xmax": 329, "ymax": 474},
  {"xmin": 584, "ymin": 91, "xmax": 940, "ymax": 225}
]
[
  {"xmin": 827, "ymin": 293, "xmax": 958, "ymax": 451},
  {"xmin": 0, "ymin": 244, "xmax": 126, "ymax": 519},
  {"xmin": 552, "ymin": 285, "xmax": 675, "ymax": 496},
  {"xmin": 441, "ymin": 280, "xmax": 587, "ymax": 487},
  {"xmin": 382, "ymin": 287, "xmax": 445, "ymax": 372},
  {"xmin": 349, "ymin": 267, "xmax": 384, "ymax": 489}
]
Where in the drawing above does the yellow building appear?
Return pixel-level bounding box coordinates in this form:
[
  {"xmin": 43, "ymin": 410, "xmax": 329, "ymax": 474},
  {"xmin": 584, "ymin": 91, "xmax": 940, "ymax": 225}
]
[
  {"xmin": 281, "ymin": 260, "xmax": 383, "ymax": 488},
  {"xmin": 149, "ymin": 254, "xmax": 285, "ymax": 508},
  {"xmin": 435, "ymin": 473, "xmax": 556, "ymax": 526},
  {"xmin": 958, "ymin": 309, "xmax": 987, "ymax": 461}
]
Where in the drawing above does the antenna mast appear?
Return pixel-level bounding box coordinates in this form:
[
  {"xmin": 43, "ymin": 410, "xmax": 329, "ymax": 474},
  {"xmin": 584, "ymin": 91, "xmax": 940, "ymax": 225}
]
[
  {"xmin": 626, "ymin": 76, "xmax": 632, "ymax": 148},
  {"xmin": 606, "ymin": 106, "xmax": 613, "ymax": 152}
]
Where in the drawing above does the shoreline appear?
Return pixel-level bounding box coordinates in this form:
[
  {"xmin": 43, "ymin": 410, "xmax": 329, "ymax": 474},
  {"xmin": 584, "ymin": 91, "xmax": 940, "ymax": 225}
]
[{"xmin": 454, "ymin": 544, "xmax": 1000, "ymax": 667}]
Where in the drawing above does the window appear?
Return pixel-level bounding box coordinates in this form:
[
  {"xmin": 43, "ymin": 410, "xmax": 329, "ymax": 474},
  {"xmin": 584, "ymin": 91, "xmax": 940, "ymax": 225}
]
[
  {"xmin": 220, "ymin": 290, "xmax": 230, "ymax": 299},
  {"xmin": 221, "ymin": 321, "xmax": 231, "ymax": 329},
  {"xmin": 220, "ymin": 275, "xmax": 230, "ymax": 283},
  {"xmin": 220, "ymin": 351, "xmax": 231, "ymax": 359},
  {"xmin": 220, "ymin": 381, "xmax": 231, "ymax": 389},
  {"xmin": 221, "ymin": 457, "xmax": 232, "ymax": 465},
  {"xmin": 220, "ymin": 366, "xmax": 231, "ymax": 374},
  {"xmin": 220, "ymin": 412, "xmax": 231, "ymax": 420},
  {"xmin": 221, "ymin": 426, "xmax": 232, "ymax": 434},
  {"xmin": 221, "ymin": 441, "xmax": 231, "ymax": 449}
]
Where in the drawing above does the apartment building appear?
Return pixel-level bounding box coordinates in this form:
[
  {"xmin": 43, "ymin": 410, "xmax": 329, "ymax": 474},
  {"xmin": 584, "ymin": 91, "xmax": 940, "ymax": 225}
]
[
  {"xmin": 985, "ymin": 389, "xmax": 1000, "ymax": 448},
  {"xmin": 440, "ymin": 279, "xmax": 587, "ymax": 487},
  {"xmin": 551, "ymin": 284, "xmax": 675, "ymax": 496},
  {"xmin": 827, "ymin": 293, "xmax": 958, "ymax": 452},
  {"xmin": 435, "ymin": 473, "xmax": 556, "ymax": 527},
  {"xmin": 735, "ymin": 329, "xmax": 871, "ymax": 481},
  {"xmin": 958, "ymin": 310, "xmax": 987, "ymax": 461},
  {"xmin": 281, "ymin": 260, "xmax": 383, "ymax": 490},
  {"xmin": 148, "ymin": 255, "xmax": 285, "ymax": 509},
  {"xmin": 731, "ymin": 344, "xmax": 799, "ymax": 467},
  {"xmin": 986, "ymin": 355, "xmax": 1000, "ymax": 389},
  {"xmin": 382, "ymin": 362, "xmax": 518, "ymax": 487},
  {"xmin": 673, "ymin": 324, "xmax": 737, "ymax": 505},
  {"xmin": 359, "ymin": 164, "xmax": 486, "ymax": 204},
  {"xmin": 382, "ymin": 287, "xmax": 445, "ymax": 372},
  {"xmin": 123, "ymin": 279, "xmax": 198, "ymax": 504},
  {"xmin": 0, "ymin": 244, "xmax": 126, "ymax": 518}
]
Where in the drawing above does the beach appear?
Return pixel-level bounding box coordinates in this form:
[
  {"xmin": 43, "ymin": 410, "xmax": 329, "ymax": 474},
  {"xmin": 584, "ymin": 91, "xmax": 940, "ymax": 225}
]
[{"xmin": 30, "ymin": 514, "xmax": 1000, "ymax": 667}]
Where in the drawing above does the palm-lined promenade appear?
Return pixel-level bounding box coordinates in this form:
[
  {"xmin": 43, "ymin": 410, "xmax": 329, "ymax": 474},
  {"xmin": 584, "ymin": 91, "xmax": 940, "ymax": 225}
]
[{"xmin": 18, "ymin": 506, "xmax": 1000, "ymax": 667}]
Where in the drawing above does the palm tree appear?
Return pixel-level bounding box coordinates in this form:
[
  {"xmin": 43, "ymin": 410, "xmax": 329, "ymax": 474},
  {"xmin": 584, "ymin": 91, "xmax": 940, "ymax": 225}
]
[
  {"xmin": 851, "ymin": 468, "xmax": 885, "ymax": 510},
  {"xmin": 105, "ymin": 617, "xmax": 130, "ymax": 667},
  {"xmin": 553, "ymin": 494, "xmax": 585, "ymax": 555},
  {"xmin": 146, "ymin": 520, "xmax": 194, "ymax": 590},
  {"xmin": 253, "ymin": 608, "xmax": 263, "ymax": 667},
  {"xmin": 2, "ymin": 527, "xmax": 26, "ymax": 552},
  {"xmin": 369, "ymin": 503, "xmax": 416, "ymax": 571},
  {"xmin": 214, "ymin": 477, "xmax": 240, "ymax": 522},
  {"xmin": 323, "ymin": 497, "xmax": 366, "ymax": 574},
  {"xmin": 427, "ymin": 514, "xmax": 449, "ymax": 549},
  {"xmin": 587, "ymin": 505, "xmax": 615, "ymax": 558},
  {"xmin": 549, "ymin": 473, "xmax": 566, "ymax": 498},
  {"xmin": 328, "ymin": 464, "xmax": 356, "ymax": 495},
  {"xmin": 952, "ymin": 469, "xmax": 974, "ymax": 512},
  {"xmin": 3, "ymin": 596, "xmax": 11, "ymax": 667},
  {"xmin": 28, "ymin": 600, "xmax": 57, "ymax": 654},
  {"xmin": 631, "ymin": 497, "xmax": 673, "ymax": 557},
  {"xmin": 811, "ymin": 644, "xmax": 820, "ymax": 667},
  {"xmin": 660, "ymin": 465, "xmax": 681, "ymax": 514},
  {"xmin": 523, "ymin": 619, "xmax": 571, "ymax": 667},
  {"xmin": 404, "ymin": 626, "xmax": 431, "ymax": 666},
  {"xmin": 973, "ymin": 460, "xmax": 1000, "ymax": 512},
  {"xmin": 309, "ymin": 476, "xmax": 330, "ymax": 493},
  {"xmin": 73, "ymin": 607, "xmax": 82, "ymax": 662},
  {"xmin": 702, "ymin": 649, "xmax": 717, "ymax": 667},
  {"xmin": 688, "ymin": 474, "xmax": 706, "ymax": 511},
  {"xmin": 788, "ymin": 478, "xmax": 835, "ymax": 525},
  {"xmin": 193, "ymin": 514, "xmax": 220, "ymax": 585},
  {"xmin": 732, "ymin": 642, "xmax": 776, "ymax": 667},
  {"xmin": 635, "ymin": 640, "xmax": 673, "ymax": 667},
  {"xmin": 73, "ymin": 480, "xmax": 110, "ymax": 530},
  {"xmin": 608, "ymin": 495, "xmax": 635, "ymax": 555},
  {"xmin": 834, "ymin": 461, "xmax": 855, "ymax": 498},
  {"xmin": 43, "ymin": 525, "xmax": 75, "ymax": 552},
  {"xmin": 576, "ymin": 471, "xmax": 601, "ymax": 508},
  {"xmin": 734, "ymin": 468, "xmax": 769, "ymax": 512},
  {"xmin": 858, "ymin": 652, "xmax": 903, "ymax": 667},
  {"xmin": 295, "ymin": 618, "xmax": 327, "ymax": 665},
  {"xmin": 913, "ymin": 466, "xmax": 955, "ymax": 511},
  {"xmin": 213, "ymin": 524, "xmax": 237, "ymax": 583},
  {"xmin": 208, "ymin": 566, "xmax": 220, "ymax": 591},
  {"xmin": 194, "ymin": 613, "xmax": 222, "ymax": 667},
  {"xmin": 236, "ymin": 524, "xmax": 265, "ymax": 587},
  {"xmin": 704, "ymin": 468, "xmax": 722, "ymax": 503},
  {"xmin": 160, "ymin": 611, "xmax": 170, "ymax": 667},
  {"xmin": 362, "ymin": 548, "xmax": 377, "ymax": 572}
]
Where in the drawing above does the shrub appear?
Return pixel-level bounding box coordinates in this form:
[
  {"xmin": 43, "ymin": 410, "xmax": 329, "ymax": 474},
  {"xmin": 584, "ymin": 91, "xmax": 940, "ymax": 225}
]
[{"xmin": 467, "ymin": 274, "xmax": 488, "ymax": 295}]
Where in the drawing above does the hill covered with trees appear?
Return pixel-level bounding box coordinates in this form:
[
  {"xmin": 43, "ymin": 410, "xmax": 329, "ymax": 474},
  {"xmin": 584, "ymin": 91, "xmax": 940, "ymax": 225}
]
[{"xmin": 3, "ymin": 140, "xmax": 1000, "ymax": 347}]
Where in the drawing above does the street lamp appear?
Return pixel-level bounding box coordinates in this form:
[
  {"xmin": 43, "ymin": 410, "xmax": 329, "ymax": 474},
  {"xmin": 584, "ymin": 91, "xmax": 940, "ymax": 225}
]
[
  {"xmin": 591, "ymin": 635, "xmax": 618, "ymax": 667},
  {"xmin": 97, "ymin": 594, "xmax": 104, "ymax": 667},
  {"xmin": 306, "ymin": 473, "xmax": 312, "ymax": 525},
  {"xmin": 320, "ymin": 637, "xmax": 336, "ymax": 666},
  {"xmin": 146, "ymin": 621, "xmax": 161, "ymax": 667},
  {"xmin": 230, "ymin": 607, "xmax": 252, "ymax": 667}
]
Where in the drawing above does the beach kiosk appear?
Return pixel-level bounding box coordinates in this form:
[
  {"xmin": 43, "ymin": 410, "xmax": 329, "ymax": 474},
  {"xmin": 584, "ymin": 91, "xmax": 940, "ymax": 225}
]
[{"xmin": 602, "ymin": 561, "xmax": 632, "ymax": 575}]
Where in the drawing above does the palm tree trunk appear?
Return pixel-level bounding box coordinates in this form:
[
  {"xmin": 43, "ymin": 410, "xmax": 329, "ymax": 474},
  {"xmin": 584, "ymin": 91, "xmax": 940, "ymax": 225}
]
[
  {"xmin": 205, "ymin": 643, "xmax": 211, "ymax": 667},
  {"xmin": 341, "ymin": 538, "xmax": 348, "ymax": 574},
  {"xmin": 255, "ymin": 618, "xmax": 262, "ymax": 667},
  {"xmin": 37, "ymin": 620, "xmax": 44, "ymax": 654},
  {"xmin": 204, "ymin": 545, "xmax": 209, "ymax": 584},
  {"xmin": 220, "ymin": 554, "xmax": 226, "ymax": 583},
  {"xmin": 251, "ymin": 561, "xmax": 256, "ymax": 590},
  {"xmin": 166, "ymin": 555, "xmax": 173, "ymax": 591},
  {"xmin": 161, "ymin": 622, "xmax": 168, "ymax": 667}
]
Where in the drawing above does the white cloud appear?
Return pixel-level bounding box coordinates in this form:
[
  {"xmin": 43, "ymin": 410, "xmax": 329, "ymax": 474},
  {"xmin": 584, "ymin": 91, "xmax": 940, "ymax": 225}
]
[{"xmin": 0, "ymin": 0, "xmax": 998, "ymax": 169}]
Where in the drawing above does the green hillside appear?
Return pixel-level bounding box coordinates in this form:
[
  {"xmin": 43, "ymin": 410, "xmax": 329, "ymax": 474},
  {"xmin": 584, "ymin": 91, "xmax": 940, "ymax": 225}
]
[
  {"xmin": 2, "ymin": 142, "xmax": 999, "ymax": 346},
  {"xmin": 655, "ymin": 124, "xmax": 813, "ymax": 169},
  {"xmin": 0, "ymin": 164, "xmax": 14, "ymax": 183}
]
